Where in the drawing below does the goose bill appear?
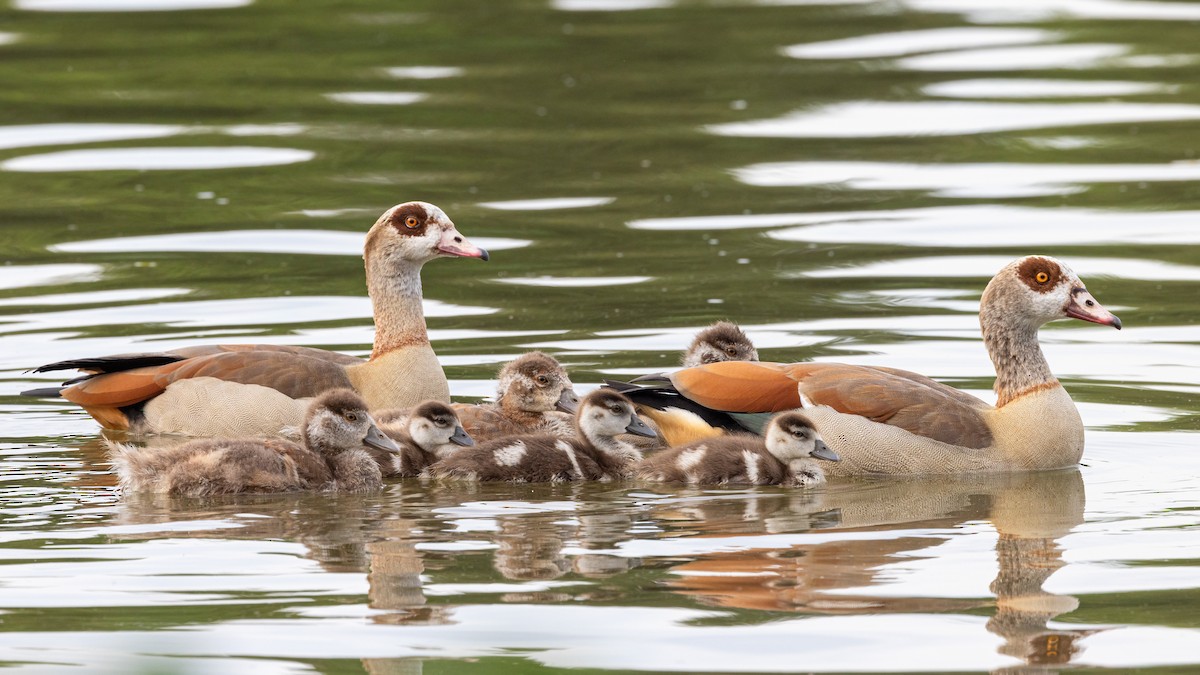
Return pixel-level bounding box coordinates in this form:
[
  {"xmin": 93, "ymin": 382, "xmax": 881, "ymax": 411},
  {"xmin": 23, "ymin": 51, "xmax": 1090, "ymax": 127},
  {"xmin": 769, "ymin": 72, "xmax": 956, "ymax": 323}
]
[
  {"xmin": 810, "ymin": 440, "xmax": 840, "ymax": 462},
  {"xmin": 437, "ymin": 228, "xmax": 489, "ymax": 260},
  {"xmin": 364, "ymin": 425, "xmax": 402, "ymax": 453},
  {"xmin": 556, "ymin": 388, "xmax": 580, "ymax": 414},
  {"xmin": 1064, "ymin": 290, "xmax": 1122, "ymax": 329},
  {"xmin": 450, "ymin": 425, "xmax": 474, "ymax": 447},
  {"xmin": 625, "ymin": 414, "xmax": 657, "ymax": 438}
]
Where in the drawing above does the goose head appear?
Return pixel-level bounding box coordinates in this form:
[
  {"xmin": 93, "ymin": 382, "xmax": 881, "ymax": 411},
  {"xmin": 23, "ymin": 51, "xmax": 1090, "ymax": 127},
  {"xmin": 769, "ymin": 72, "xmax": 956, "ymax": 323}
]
[
  {"xmin": 304, "ymin": 389, "xmax": 401, "ymax": 456},
  {"xmin": 496, "ymin": 351, "xmax": 580, "ymax": 414},
  {"xmin": 682, "ymin": 321, "xmax": 759, "ymax": 367},
  {"xmin": 577, "ymin": 389, "xmax": 656, "ymax": 441},
  {"xmin": 408, "ymin": 400, "xmax": 474, "ymax": 452},
  {"xmin": 764, "ymin": 412, "xmax": 839, "ymax": 463},
  {"xmin": 981, "ymin": 256, "xmax": 1121, "ymax": 333},
  {"xmin": 364, "ymin": 201, "xmax": 489, "ymax": 267}
]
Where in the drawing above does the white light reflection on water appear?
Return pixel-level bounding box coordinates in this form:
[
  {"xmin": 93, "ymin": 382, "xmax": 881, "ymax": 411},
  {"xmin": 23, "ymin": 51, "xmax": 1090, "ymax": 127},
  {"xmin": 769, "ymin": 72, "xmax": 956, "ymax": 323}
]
[
  {"xmin": 782, "ymin": 27, "xmax": 1054, "ymax": 60},
  {"xmin": 495, "ymin": 276, "xmax": 651, "ymax": 287},
  {"xmin": 0, "ymin": 288, "xmax": 189, "ymax": 308},
  {"xmin": 551, "ymin": 0, "xmax": 674, "ymax": 10},
  {"xmin": 50, "ymin": 230, "xmax": 531, "ymax": 255},
  {"xmin": 0, "ymin": 32, "xmax": 20, "ymax": 45},
  {"xmin": 0, "ymin": 123, "xmax": 185, "ymax": 151},
  {"xmin": 797, "ymin": 255, "xmax": 1200, "ymax": 281},
  {"xmin": 896, "ymin": 43, "xmax": 1177, "ymax": 72},
  {"xmin": 924, "ymin": 78, "xmax": 1172, "ymax": 99},
  {"xmin": 901, "ymin": 0, "xmax": 1200, "ymax": 22},
  {"xmin": 323, "ymin": 91, "xmax": 429, "ymax": 105},
  {"xmin": 706, "ymin": 101, "xmax": 1200, "ymax": 138},
  {"xmin": 2, "ymin": 147, "xmax": 314, "ymax": 172},
  {"xmin": 733, "ymin": 161, "xmax": 1200, "ymax": 198},
  {"xmin": 477, "ymin": 197, "xmax": 615, "ymax": 210},
  {"xmin": 0, "ymin": 264, "xmax": 102, "ymax": 291},
  {"xmin": 383, "ymin": 66, "xmax": 464, "ymax": 79}
]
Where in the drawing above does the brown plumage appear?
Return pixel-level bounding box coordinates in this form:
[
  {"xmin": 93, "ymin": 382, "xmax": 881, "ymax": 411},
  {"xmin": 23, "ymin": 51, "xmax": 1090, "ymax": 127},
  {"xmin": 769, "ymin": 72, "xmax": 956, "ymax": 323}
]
[
  {"xmin": 425, "ymin": 390, "xmax": 657, "ymax": 482},
  {"xmin": 375, "ymin": 352, "xmax": 579, "ymax": 441},
  {"xmin": 620, "ymin": 256, "xmax": 1123, "ymax": 474},
  {"xmin": 23, "ymin": 202, "xmax": 489, "ymax": 436},
  {"xmin": 636, "ymin": 412, "xmax": 839, "ymax": 487},
  {"xmin": 375, "ymin": 401, "xmax": 474, "ymax": 477},
  {"xmin": 108, "ymin": 389, "xmax": 401, "ymax": 495},
  {"xmin": 682, "ymin": 321, "xmax": 759, "ymax": 367}
]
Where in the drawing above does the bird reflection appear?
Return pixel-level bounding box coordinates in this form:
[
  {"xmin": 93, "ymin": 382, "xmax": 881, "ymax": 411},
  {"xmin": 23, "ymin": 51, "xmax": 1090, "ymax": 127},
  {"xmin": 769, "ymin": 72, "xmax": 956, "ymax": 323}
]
[{"xmin": 653, "ymin": 470, "xmax": 1096, "ymax": 670}]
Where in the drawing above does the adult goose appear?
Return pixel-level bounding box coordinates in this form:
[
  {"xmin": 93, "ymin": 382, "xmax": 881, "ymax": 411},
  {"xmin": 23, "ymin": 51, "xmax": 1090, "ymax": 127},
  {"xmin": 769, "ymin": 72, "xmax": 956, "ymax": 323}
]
[
  {"xmin": 109, "ymin": 389, "xmax": 401, "ymax": 495},
  {"xmin": 23, "ymin": 202, "xmax": 488, "ymax": 436},
  {"xmin": 620, "ymin": 256, "xmax": 1121, "ymax": 475}
]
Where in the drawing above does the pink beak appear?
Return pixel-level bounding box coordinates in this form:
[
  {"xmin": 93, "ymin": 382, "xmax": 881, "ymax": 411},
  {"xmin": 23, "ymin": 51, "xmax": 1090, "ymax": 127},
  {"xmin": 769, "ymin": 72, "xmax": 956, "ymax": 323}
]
[
  {"xmin": 1065, "ymin": 288, "xmax": 1121, "ymax": 329},
  {"xmin": 437, "ymin": 227, "xmax": 489, "ymax": 261}
]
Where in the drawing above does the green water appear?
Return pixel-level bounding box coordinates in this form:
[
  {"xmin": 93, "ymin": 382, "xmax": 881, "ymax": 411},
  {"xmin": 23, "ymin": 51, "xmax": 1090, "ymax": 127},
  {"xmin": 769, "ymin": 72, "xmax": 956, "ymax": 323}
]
[{"xmin": 2, "ymin": 0, "xmax": 1200, "ymax": 672}]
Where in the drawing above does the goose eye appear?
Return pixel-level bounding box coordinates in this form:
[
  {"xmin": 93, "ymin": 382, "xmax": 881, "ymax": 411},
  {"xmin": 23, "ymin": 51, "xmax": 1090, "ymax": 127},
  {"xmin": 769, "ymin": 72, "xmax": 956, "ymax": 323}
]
[
  {"xmin": 344, "ymin": 412, "xmax": 359, "ymax": 423},
  {"xmin": 535, "ymin": 375, "xmax": 550, "ymax": 386},
  {"xmin": 404, "ymin": 215, "xmax": 420, "ymax": 229},
  {"xmin": 1035, "ymin": 271, "xmax": 1049, "ymax": 284}
]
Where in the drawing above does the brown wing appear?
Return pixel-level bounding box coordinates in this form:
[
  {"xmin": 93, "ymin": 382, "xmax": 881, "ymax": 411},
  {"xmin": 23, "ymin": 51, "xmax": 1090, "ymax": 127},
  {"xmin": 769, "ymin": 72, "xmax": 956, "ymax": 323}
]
[
  {"xmin": 452, "ymin": 404, "xmax": 519, "ymax": 441},
  {"xmin": 61, "ymin": 351, "xmax": 354, "ymax": 409},
  {"xmin": 671, "ymin": 361, "xmax": 993, "ymax": 449}
]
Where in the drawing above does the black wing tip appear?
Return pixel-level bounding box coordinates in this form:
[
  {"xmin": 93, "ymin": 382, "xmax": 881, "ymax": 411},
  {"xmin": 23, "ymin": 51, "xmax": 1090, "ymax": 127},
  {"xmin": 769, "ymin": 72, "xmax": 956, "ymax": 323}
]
[
  {"xmin": 28, "ymin": 353, "xmax": 186, "ymax": 375},
  {"xmin": 630, "ymin": 372, "xmax": 671, "ymax": 384},
  {"xmin": 20, "ymin": 386, "xmax": 65, "ymax": 398}
]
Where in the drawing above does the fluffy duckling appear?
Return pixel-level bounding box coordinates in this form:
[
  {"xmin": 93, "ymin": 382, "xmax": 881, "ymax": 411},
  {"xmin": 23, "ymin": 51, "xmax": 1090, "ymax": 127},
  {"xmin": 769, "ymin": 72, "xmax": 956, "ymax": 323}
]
[
  {"xmin": 426, "ymin": 390, "xmax": 656, "ymax": 482},
  {"xmin": 636, "ymin": 412, "xmax": 839, "ymax": 487},
  {"xmin": 682, "ymin": 321, "xmax": 759, "ymax": 368},
  {"xmin": 109, "ymin": 389, "xmax": 401, "ymax": 495},
  {"xmin": 376, "ymin": 352, "xmax": 579, "ymax": 441},
  {"xmin": 376, "ymin": 401, "xmax": 474, "ymax": 477}
]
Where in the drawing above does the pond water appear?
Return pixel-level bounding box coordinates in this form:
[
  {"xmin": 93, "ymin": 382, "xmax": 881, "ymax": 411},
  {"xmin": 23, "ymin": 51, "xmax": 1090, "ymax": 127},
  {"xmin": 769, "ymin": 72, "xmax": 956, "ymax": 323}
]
[{"xmin": 1, "ymin": 0, "xmax": 1199, "ymax": 672}]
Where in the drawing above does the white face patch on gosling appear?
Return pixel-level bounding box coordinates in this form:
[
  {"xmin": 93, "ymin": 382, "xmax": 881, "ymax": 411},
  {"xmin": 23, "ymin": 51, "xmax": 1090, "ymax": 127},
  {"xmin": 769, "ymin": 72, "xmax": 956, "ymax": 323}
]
[
  {"xmin": 409, "ymin": 417, "xmax": 450, "ymax": 452},
  {"xmin": 493, "ymin": 441, "xmax": 527, "ymax": 467}
]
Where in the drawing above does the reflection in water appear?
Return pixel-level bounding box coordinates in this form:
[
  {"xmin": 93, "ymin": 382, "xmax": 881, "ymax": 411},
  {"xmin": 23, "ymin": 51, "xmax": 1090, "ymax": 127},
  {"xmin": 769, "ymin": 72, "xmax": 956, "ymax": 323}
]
[
  {"xmin": 900, "ymin": 0, "xmax": 1200, "ymax": 23},
  {"xmin": 733, "ymin": 160, "xmax": 1200, "ymax": 198},
  {"xmin": 897, "ymin": 43, "xmax": 1132, "ymax": 72},
  {"xmin": 2, "ymin": 147, "xmax": 315, "ymax": 172},
  {"xmin": 0, "ymin": 264, "xmax": 102, "ymax": 291},
  {"xmin": 797, "ymin": 255, "xmax": 1200, "ymax": 281},
  {"xmin": 324, "ymin": 92, "xmax": 429, "ymax": 105},
  {"xmin": 383, "ymin": 66, "xmax": 464, "ymax": 79},
  {"xmin": 924, "ymin": 78, "xmax": 1171, "ymax": 99},
  {"xmin": 782, "ymin": 27, "xmax": 1053, "ymax": 60},
  {"xmin": 477, "ymin": 197, "xmax": 615, "ymax": 210},
  {"xmin": 706, "ymin": 101, "xmax": 1200, "ymax": 138},
  {"xmin": 654, "ymin": 471, "xmax": 1092, "ymax": 669},
  {"xmin": 15, "ymin": 0, "xmax": 251, "ymax": 10},
  {"xmin": 51, "ymin": 230, "xmax": 531, "ymax": 256},
  {"xmin": 0, "ymin": 123, "xmax": 184, "ymax": 150}
]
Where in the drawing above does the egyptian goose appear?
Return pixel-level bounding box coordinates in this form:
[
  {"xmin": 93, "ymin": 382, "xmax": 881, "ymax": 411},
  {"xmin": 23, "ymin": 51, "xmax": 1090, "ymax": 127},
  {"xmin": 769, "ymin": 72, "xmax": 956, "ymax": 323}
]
[
  {"xmin": 23, "ymin": 202, "xmax": 488, "ymax": 436},
  {"xmin": 425, "ymin": 390, "xmax": 656, "ymax": 482},
  {"xmin": 375, "ymin": 351, "xmax": 579, "ymax": 441},
  {"xmin": 682, "ymin": 321, "xmax": 759, "ymax": 367},
  {"xmin": 636, "ymin": 411, "xmax": 839, "ymax": 487},
  {"xmin": 375, "ymin": 400, "xmax": 474, "ymax": 477},
  {"xmin": 620, "ymin": 256, "xmax": 1121, "ymax": 474},
  {"xmin": 108, "ymin": 389, "xmax": 401, "ymax": 495}
]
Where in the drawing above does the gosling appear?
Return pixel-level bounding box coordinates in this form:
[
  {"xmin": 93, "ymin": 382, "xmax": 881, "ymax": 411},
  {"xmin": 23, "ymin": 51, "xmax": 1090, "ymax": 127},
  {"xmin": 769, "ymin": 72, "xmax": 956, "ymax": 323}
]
[
  {"xmin": 681, "ymin": 321, "xmax": 759, "ymax": 367},
  {"xmin": 635, "ymin": 412, "xmax": 839, "ymax": 487},
  {"xmin": 376, "ymin": 351, "xmax": 579, "ymax": 441},
  {"xmin": 425, "ymin": 390, "xmax": 656, "ymax": 482},
  {"xmin": 108, "ymin": 389, "xmax": 401, "ymax": 495},
  {"xmin": 376, "ymin": 400, "xmax": 474, "ymax": 477}
]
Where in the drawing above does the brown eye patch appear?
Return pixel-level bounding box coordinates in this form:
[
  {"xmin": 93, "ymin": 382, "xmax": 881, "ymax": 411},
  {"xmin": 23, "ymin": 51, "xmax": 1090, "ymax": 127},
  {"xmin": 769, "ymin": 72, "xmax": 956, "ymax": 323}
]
[
  {"xmin": 1016, "ymin": 256, "xmax": 1062, "ymax": 294},
  {"xmin": 389, "ymin": 204, "xmax": 428, "ymax": 236}
]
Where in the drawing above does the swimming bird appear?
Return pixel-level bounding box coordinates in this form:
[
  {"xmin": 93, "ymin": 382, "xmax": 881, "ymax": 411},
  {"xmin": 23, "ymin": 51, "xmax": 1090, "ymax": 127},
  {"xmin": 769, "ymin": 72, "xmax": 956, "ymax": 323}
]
[
  {"xmin": 23, "ymin": 202, "xmax": 488, "ymax": 436},
  {"xmin": 108, "ymin": 389, "xmax": 401, "ymax": 495},
  {"xmin": 425, "ymin": 389, "xmax": 656, "ymax": 482},
  {"xmin": 636, "ymin": 411, "xmax": 839, "ymax": 487},
  {"xmin": 617, "ymin": 256, "xmax": 1121, "ymax": 474},
  {"xmin": 375, "ymin": 400, "xmax": 474, "ymax": 477},
  {"xmin": 682, "ymin": 321, "xmax": 759, "ymax": 367},
  {"xmin": 375, "ymin": 351, "xmax": 579, "ymax": 441}
]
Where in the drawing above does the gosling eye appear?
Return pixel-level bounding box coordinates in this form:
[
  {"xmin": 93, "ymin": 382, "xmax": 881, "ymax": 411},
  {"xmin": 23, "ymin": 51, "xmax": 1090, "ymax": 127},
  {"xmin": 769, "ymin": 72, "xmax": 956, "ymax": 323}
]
[
  {"xmin": 724, "ymin": 347, "xmax": 738, "ymax": 357},
  {"xmin": 609, "ymin": 406, "xmax": 623, "ymax": 415},
  {"xmin": 535, "ymin": 375, "xmax": 550, "ymax": 386},
  {"xmin": 344, "ymin": 412, "xmax": 359, "ymax": 423}
]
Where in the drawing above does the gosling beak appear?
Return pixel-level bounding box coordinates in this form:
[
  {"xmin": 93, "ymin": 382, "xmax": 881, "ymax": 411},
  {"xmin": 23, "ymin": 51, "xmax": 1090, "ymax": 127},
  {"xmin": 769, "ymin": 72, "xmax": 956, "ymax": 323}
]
[
  {"xmin": 1064, "ymin": 288, "xmax": 1121, "ymax": 329},
  {"xmin": 556, "ymin": 388, "xmax": 580, "ymax": 414},
  {"xmin": 449, "ymin": 425, "xmax": 474, "ymax": 447},
  {"xmin": 364, "ymin": 424, "xmax": 402, "ymax": 454},
  {"xmin": 437, "ymin": 226, "xmax": 489, "ymax": 261},
  {"xmin": 624, "ymin": 414, "xmax": 657, "ymax": 438},
  {"xmin": 810, "ymin": 440, "xmax": 840, "ymax": 462}
]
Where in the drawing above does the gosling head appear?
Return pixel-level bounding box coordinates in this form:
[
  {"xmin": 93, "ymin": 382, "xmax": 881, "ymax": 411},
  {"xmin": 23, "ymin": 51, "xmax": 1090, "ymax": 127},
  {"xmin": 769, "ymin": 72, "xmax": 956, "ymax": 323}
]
[
  {"xmin": 682, "ymin": 321, "xmax": 759, "ymax": 367},
  {"xmin": 496, "ymin": 351, "xmax": 580, "ymax": 414},
  {"xmin": 408, "ymin": 400, "xmax": 474, "ymax": 452},
  {"xmin": 577, "ymin": 389, "xmax": 656, "ymax": 441},
  {"xmin": 304, "ymin": 388, "xmax": 400, "ymax": 456},
  {"xmin": 764, "ymin": 412, "xmax": 838, "ymax": 463}
]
